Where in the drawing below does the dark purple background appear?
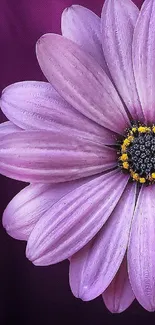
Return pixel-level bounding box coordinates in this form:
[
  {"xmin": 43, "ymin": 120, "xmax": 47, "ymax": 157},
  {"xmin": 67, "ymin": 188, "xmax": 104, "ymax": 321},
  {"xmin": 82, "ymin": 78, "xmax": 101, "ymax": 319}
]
[{"xmin": 0, "ymin": 1, "xmax": 154, "ymax": 324}]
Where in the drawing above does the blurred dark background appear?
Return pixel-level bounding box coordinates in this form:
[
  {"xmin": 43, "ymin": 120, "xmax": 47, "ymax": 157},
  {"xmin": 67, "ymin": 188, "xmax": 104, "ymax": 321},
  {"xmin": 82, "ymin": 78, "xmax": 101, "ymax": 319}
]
[{"xmin": 0, "ymin": 0, "xmax": 154, "ymax": 324}]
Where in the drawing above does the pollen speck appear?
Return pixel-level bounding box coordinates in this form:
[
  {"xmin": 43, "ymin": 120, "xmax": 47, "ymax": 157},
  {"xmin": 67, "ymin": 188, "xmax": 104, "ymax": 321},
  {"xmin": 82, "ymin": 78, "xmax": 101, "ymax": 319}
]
[
  {"xmin": 139, "ymin": 178, "xmax": 146, "ymax": 184},
  {"xmin": 121, "ymin": 144, "xmax": 127, "ymax": 152},
  {"xmin": 123, "ymin": 139, "xmax": 130, "ymax": 146},
  {"xmin": 128, "ymin": 135, "xmax": 134, "ymax": 142},
  {"xmin": 123, "ymin": 162, "xmax": 129, "ymax": 169},
  {"xmin": 138, "ymin": 126, "xmax": 148, "ymax": 133},
  {"xmin": 132, "ymin": 173, "xmax": 139, "ymax": 181},
  {"xmin": 120, "ymin": 153, "xmax": 128, "ymax": 162},
  {"xmin": 132, "ymin": 127, "xmax": 137, "ymax": 133}
]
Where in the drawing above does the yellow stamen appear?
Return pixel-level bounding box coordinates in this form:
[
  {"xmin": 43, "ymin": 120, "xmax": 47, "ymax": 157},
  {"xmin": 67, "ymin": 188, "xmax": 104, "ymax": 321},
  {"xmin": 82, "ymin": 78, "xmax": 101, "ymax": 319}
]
[
  {"xmin": 123, "ymin": 162, "xmax": 129, "ymax": 169},
  {"xmin": 127, "ymin": 135, "xmax": 134, "ymax": 142},
  {"xmin": 120, "ymin": 153, "xmax": 128, "ymax": 162},
  {"xmin": 138, "ymin": 126, "xmax": 150, "ymax": 133},
  {"xmin": 139, "ymin": 177, "xmax": 146, "ymax": 184},
  {"xmin": 132, "ymin": 172, "xmax": 139, "ymax": 181},
  {"xmin": 121, "ymin": 144, "xmax": 127, "ymax": 153},
  {"xmin": 123, "ymin": 139, "xmax": 130, "ymax": 146},
  {"xmin": 121, "ymin": 135, "xmax": 134, "ymax": 154},
  {"xmin": 152, "ymin": 126, "xmax": 155, "ymax": 133},
  {"xmin": 151, "ymin": 173, "xmax": 155, "ymax": 179},
  {"xmin": 132, "ymin": 127, "xmax": 137, "ymax": 133}
]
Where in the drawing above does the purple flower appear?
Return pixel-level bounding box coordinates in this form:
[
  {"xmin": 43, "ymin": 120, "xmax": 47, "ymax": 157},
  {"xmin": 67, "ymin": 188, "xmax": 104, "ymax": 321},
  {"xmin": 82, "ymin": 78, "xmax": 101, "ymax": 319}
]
[{"xmin": 0, "ymin": 0, "xmax": 155, "ymax": 313}]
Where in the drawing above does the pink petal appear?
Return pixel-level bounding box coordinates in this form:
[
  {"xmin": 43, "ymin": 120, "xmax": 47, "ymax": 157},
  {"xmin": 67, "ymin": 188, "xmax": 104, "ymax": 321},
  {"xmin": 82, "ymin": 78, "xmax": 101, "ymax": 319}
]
[
  {"xmin": 0, "ymin": 130, "xmax": 117, "ymax": 183},
  {"xmin": 1, "ymin": 81, "xmax": 116, "ymax": 145},
  {"xmin": 132, "ymin": 0, "xmax": 155, "ymax": 123},
  {"xmin": 101, "ymin": 0, "xmax": 143, "ymax": 121},
  {"xmin": 26, "ymin": 170, "xmax": 129, "ymax": 265},
  {"xmin": 0, "ymin": 121, "xmax": 21, "ymax": 138},
  {"xmin": 69, "ymin": 182, "xmax": 136, "ymax": 301},
  {"xmin": 128, "ymin": 184, "xmax": 155, "ymax": 311},
  {"xmin": 3, "ymin": 177, "xmax": 94, "ymax": 241},
  {"xmin": 36, "ymin": 33, "xmax": 130, "ymax": 134},
  {"xmin": 103, "ymin": 256, "xmax": 135, "ymax": 313},
  {"xmin": 61, "ymin": 5, "xmax": 109, "ymax": 74}
]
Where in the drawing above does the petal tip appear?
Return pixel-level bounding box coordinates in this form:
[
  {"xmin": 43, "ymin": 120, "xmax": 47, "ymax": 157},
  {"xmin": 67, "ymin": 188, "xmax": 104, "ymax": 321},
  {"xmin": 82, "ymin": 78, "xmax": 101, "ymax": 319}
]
[
  {"xmin": 65, "ymin": 4, "xmax": 83, "ymax": 11},
  {"xmin": 36, "ymin": 33, "xmax": 53, "ymax": 48},
  {"xmin": 36, "ymin": 34, "xmax": 47, "ymax": 46},
  {"xmin": 77, "ymin": 286, "xmax": 96, "ymax": 302},
  {"xmin": 63, "ymin": 4, "xmax": 78, "ymax": 12},
  {"xmin": 26, "ymin": 243, "xmax": 40, "ymax": 265},
  {"xmin": 26, "ymin": 242, "xmax": 33, "ymax": 259}
]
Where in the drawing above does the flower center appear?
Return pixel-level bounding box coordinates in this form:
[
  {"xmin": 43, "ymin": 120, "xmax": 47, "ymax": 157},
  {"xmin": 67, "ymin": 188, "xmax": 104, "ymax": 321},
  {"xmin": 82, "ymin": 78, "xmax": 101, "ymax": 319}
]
[{"xmin": 118, "ymin": 124, "xmax": 155, "ymax": 184}]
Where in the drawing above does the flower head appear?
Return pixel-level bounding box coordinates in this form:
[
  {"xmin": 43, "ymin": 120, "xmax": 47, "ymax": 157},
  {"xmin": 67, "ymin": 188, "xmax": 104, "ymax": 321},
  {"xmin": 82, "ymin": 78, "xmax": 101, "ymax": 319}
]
[{"xmin": 1, "ymin": 0, "xmax": 155, "ymax": 313}]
